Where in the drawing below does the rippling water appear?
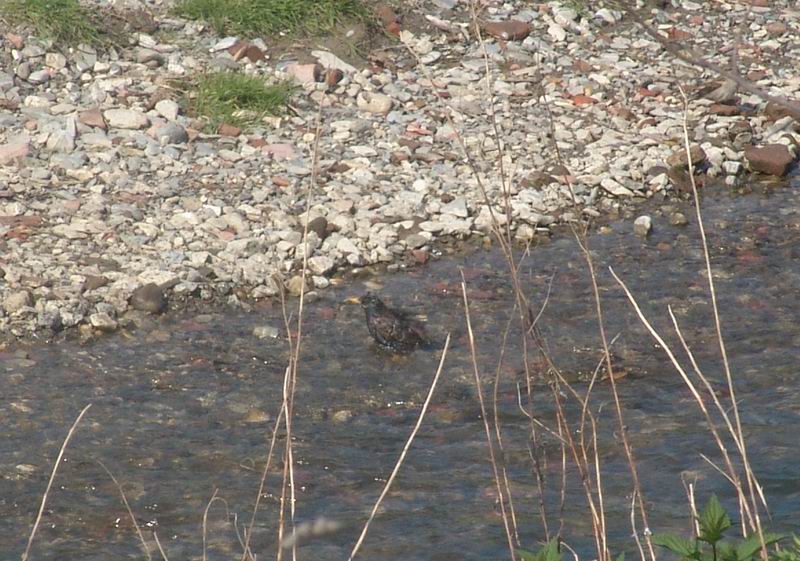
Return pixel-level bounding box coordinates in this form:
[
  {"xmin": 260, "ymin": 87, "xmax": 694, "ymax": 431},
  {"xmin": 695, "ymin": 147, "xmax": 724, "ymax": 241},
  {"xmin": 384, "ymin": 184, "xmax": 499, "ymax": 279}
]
[{"xmin": 2, "ymin": 181, "xmax": 800, "ymax": 560}]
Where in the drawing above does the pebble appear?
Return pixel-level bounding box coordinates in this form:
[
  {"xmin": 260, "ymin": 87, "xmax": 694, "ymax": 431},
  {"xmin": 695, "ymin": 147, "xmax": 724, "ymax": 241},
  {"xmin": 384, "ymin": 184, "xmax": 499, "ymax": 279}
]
[
  {"xmin": 356, "ymin": 92, "xmax": 393, "ymax": 114},
  {"xmin": 89, "ymin": 312, "xmax": 118, "ymax": 332},
  {"xmin": 286, "ymin": 275, "xmax": 309, "ymax": 296},
  {"xmin": 155, "ymin": 99, "xmax": 180, "ymax": 121},
  {"xmin": 104, "ymin": 108, "xmax": 150, "ymax": 129},
  {"xmin": 154, "ymin": 122, "xmax": 189, "ymax": 145},
  {"xmin": 252, "ymin": 325, "xmax": 280, "ymax": 339},
  {"xmin": 3, "ymin": 290, "xmax": 32, "ymax": 314},
  {"xmin": 634, "ymin": 216, "xmax": 652, "ymax": 237}
]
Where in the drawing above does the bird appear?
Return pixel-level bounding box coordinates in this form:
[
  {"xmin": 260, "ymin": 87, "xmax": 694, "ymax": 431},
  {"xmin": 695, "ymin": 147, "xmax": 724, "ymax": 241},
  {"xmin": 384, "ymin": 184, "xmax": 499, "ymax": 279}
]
[{"xmin": 360, "ymin": 293, "xmax": 430, "ymax": 353}]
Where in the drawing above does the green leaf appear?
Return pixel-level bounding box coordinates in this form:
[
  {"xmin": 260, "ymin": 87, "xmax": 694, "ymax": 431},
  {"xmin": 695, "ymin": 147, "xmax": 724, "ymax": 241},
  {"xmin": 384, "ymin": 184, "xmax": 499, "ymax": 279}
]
[
  {"xmin": 735, "ymin": 532, "xmax": 784, "ymax": 561},
  {"xmin": 517, "ymin": 539, "xmax": 562, "ymax": 561},
  {"xmin": 615, "ymin": 552, "xmax": 626, "ymax": 561},
  {"xmin": 653, "ymin": 533, "xmax": 700, "ymax": 558},
  {"xmin": 697, "ymin": 495, "xmax": 733, "ymax": 544},
  {"xmin": 717, "ymin": 540, "xmax": 737, "ymax": 561}
]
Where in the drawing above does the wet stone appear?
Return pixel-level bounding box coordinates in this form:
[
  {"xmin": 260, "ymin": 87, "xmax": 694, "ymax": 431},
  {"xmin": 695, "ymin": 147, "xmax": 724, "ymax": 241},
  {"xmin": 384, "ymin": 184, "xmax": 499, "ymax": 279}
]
[
  {"xmin": 252, "ymin": 325, "xmax": 280, "ymax": 339},
  {"xmin": 89, "ymin": 312, "xmax": 118, "ymax": 332},
  {"xmin": 130, "ymin": 283, "xmax": 167, "ymax": 314},
  {"xmin": 744, "ymin": 144, "xmax": 797, "ymax": 176},
  {"xmin": 634, "ymin": 215, "xmax": 652, "ymax": 237}
]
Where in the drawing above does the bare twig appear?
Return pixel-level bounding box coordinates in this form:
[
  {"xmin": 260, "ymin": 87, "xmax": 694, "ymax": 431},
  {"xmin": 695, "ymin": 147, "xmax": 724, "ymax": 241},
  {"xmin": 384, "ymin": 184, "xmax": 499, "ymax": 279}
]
[
  {"xmin": 461, "ymin": 274, "xmax": 519, "ymax": 560},
  {"xmin": 97, "ymin": 460, "xmax": 152, "ymax": 561},
  {"xmin": 153, "ymin": 531, "xmax": 169, "ymax": 561},
  {"xmin": 347, "ymin": 334, "xmax": 451, "ymax": 561},
  {"xmin": 22, "ymin": 403, "xmax": 92, "ymax": 561}
]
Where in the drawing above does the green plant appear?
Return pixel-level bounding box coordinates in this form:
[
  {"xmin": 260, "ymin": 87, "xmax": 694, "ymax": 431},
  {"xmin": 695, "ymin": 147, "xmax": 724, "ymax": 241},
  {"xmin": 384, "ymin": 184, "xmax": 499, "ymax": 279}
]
[
  {"xmin": 652, "ymin": 496, "xmax": 783, "ymax": 561},
  {"xmin": 175, "ymin": 0, "xmax": 367, "ymax": 37},
  {"xmin": 774, "ymin": 536, "xmax": 800, "ymax": 561},
  {"xmin": 1, "ymin": 0, "xmax": 105, "ymax": 45},
  {"xmin": 518, "ymin": 539, "xmax": 626, "ymax": 561},
  {"xmin": 518, "ymin": 538, "xmax": 563, "ymax": 561},
  {"xmin": 189, "ymin": 71, "xmax": 295, "ymax": 130}
]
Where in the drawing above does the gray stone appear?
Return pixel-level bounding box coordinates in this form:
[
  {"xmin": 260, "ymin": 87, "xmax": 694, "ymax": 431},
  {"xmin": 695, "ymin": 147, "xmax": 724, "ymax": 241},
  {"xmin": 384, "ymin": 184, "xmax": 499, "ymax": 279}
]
[
  {"xmin": 130, "ymin": 283, "xmax": 167, "ymax": 314},
  {"xmin": 154, "ymin": 122, "xmax": 188, "ymax": 145},
  {"xmin": 27, "ymin": 70, "xmax": 51, "ymax": 84},
  {"xmin": 441, "ymin": 197, "xmax": 469, "ymax": 218},
  {"xmin": 45, "ymin": 53, "xmax": 67, "ymax": 69},
  {"xmin": 286, "ymin": 275, "xmax": 308, "ymax": 296},
  {"xmin": 670, "ymin": 213, "xmax": 688, "ymax": 226},
  {"xmin": 89, "ymin": 312, "xmax": 118, "ymax": 331}
]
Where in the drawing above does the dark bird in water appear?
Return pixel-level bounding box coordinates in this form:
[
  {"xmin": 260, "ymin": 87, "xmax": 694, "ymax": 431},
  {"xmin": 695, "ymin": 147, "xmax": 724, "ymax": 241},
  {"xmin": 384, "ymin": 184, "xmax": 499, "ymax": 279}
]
[{"xmin": 360, "ymin": 293, "xmax": 429, "ymax": 353}]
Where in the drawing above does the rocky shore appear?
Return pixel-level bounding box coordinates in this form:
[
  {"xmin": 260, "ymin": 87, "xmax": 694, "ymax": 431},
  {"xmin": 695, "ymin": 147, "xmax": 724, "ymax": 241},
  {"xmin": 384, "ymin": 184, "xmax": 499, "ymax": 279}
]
[{"xmin": 0, "ymin": 0, "xmax": 798, "ymax": 341}]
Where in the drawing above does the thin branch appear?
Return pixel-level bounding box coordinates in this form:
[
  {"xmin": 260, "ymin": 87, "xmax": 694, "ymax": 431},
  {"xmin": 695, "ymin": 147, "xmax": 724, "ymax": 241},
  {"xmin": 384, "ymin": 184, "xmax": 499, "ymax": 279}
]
[
  {"xmin": 22, "ymin": 403, "xmax": 92, "ymax": 561},
  {"xmin": 346, "ymin": 334, "xmax": 451, "ymax": 561},
  {"xmin": 97, "ymin": 460, "xmax": 152, "ymax": 561}
]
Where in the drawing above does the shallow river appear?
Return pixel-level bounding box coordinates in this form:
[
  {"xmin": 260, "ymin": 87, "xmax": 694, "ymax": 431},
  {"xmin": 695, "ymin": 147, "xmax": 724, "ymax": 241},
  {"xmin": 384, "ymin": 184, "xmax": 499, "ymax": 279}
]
[{"xmin": 2, "ymin": 181, "xmax": 800, "ymax": 560}]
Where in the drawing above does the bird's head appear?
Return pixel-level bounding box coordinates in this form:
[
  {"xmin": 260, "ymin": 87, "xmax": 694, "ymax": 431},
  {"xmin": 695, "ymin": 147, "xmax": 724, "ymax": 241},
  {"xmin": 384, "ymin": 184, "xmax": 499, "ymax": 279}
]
[{"xmin": 359, "ymin": 293, "xmax": 385, "ymax": 312}]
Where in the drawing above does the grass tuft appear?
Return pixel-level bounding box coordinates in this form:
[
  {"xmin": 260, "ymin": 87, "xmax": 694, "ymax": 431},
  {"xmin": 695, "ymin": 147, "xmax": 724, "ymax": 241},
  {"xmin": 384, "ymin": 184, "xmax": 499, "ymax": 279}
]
[
  {"xmin": 175, "ymin": 0, "xmax": 368, "ymax": 37},
  {"xmin": 190, "ymin": 71, "xmax": 295, "ymax": 130},
  {"xmin": 1, "ymin": 0, "xmax": 106, "ymax": 46}
]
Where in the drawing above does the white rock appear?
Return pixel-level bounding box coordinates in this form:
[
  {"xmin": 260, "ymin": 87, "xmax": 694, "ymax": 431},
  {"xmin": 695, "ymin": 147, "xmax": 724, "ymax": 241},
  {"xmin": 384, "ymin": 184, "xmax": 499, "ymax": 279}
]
[
  {"xmin": 356, "ymin": 92, "xmax": 393, "ymax": 114},
  {"xmin": 337, "ymin": 238, "xmax": 360, "ymax": 254},
  {"xmin": 600, "ymin": 178, "xmax": 634, "ymax": 197},
  {"xmin": 89, "ymin": 312, "xmax": 118, "ymax": 331},
  {"xmin": 155, "ymin": 99, "xmax": 180, "ymax": 121},
  {"xmin": 634, "ymin": 215, "xmax": 652, "ymax": 237},
  {"xmin": 547, "ymin": 23, "xmax": 567, "ymax": 42},
  {"xmin": 722, "ymin": 161, "xmax": 742, "ymax": 175},
  {"xmin": 104, "ymin": 108, "xmax": 149, "ymax": 129},
  {"xmin": 307, "ymin": 255, "xmax": 335, "ymax": 276},
  {"xmin": 210, "ymin": 37, "xmax": 238, "ymax": 52},
  {"xmin": 311, "ymin": 50, "xmax": 356, "ymax": 73}
]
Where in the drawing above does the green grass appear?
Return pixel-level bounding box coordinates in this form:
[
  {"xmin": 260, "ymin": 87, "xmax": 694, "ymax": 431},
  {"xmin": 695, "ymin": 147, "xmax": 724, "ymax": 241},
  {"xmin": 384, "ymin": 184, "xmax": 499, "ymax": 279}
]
[
  {"xmin": 190, "ymin": 72, "xmax": 295, "ymax": 130},
  {"xmin": 175, "ymin": 0, "xmax": 368, "ymax": 37},
  {"xmin": 1, "ymin": 0, "xmax": 106, "ymax": 45}
]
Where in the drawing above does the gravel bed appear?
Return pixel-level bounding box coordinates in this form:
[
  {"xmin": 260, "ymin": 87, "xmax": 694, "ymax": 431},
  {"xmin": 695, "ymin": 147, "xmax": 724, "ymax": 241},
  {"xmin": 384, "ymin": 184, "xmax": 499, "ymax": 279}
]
[{"xmin": 0, "ymin": 0, "xmax": 798, "ymax": 340}]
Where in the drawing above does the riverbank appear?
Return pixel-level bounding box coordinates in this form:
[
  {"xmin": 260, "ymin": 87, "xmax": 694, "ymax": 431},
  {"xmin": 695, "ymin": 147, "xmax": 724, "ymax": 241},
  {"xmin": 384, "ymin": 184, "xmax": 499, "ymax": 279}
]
[{"xmin": 0, "ymin": 0, "xmax": 797, "ymax": 342}]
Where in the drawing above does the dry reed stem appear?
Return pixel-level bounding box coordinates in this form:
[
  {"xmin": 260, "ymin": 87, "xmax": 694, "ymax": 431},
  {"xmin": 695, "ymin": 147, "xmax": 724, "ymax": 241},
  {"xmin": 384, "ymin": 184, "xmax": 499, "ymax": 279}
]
[
  {"xmin": 573, "ymin": 234, "xmax": 655, "ymax": 561},
  {"xmin": 153, "ymin": 531, "xmax": 169, "ymax": 561},
  {"xmin": 240, "ymin": 401, "xmax": 286, "ymax": 561},
  {"xmin": 202, "ymin": 488, "xmax": 220, "ymax": 561},
  {"xmin": 676, "ymin": 87, "xmax": 766, "ymax": 543},
  {"xmin": 461, "ymin": 274, "xmax": 520, "ymax": 560},
  {"xmin": 22, "ymin": 403, "xmax": 92, "ymax": 561},
  {"xmin": 97, "ymin": 460, "xmax": 152, "ymax": 561},
  {"xmin": 203, "ymin": 490, "xmax": 246, "ymax": 561},
  {"xmin": 493, "ymin": 307, "xmax": 522, "ymax": 543},
  {"xmin": 610, "ymin": 266, "xmax": 752, "ymax": 514},
  {"xmin": 276, "ymin": 97, "xmax": 325, "ymax": 561},
  {"xmin": 346, "ymin": 333, "xmax": 451, "ymax": 561},
  {"xmin": 667, "ymin": 306, "xmax": 756, "ymax": 519}
]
